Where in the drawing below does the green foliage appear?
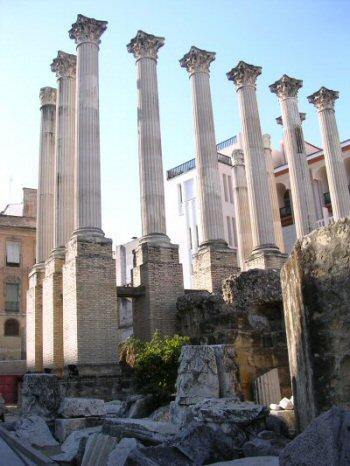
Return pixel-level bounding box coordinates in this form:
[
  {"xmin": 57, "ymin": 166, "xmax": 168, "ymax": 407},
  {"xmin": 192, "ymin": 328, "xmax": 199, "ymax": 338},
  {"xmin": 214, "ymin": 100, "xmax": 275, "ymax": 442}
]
[{"xmin": 120, "ymin": 331, "xmax": 190, "ymax": 403}]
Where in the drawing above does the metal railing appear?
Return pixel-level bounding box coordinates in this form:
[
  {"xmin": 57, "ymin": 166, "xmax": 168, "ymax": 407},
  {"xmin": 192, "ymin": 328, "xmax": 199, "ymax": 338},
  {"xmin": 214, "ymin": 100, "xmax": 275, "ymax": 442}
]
[
  {"xmin": 218, "ymin": 153, "xmax": 232, "ymax": 166},
  {"xmin": 216, "ymin": 136, "xmax": 237, "ymax": 151},
  {"xmin": 167, "ymin": 158, "xmax": 196, "ymax": 179}
]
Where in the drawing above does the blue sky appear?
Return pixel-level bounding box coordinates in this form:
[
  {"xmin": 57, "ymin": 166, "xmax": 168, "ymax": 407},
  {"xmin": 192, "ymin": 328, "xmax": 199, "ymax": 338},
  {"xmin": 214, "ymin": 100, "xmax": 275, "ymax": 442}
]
[{"xmin": 1, "ymin": 0, "xmax": 349, "ymax": 244}]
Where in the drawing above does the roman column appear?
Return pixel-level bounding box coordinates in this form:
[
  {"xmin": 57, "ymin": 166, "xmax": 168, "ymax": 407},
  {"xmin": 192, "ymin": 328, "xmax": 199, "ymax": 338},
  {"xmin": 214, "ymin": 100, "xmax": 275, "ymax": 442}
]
[
  {"xmin": 62, "ymin": 15, "xmax": 119, "ymax": 373},
  {"xmin": 270, "ymin": 75, "xmax": 316, "ymax": 238},
  {"xmin": 69, "ymin": 14, "xmax": 107, "ymax": 237},
  {"xmin": 227, "ymin": 61, "xmax": 285, "ymax": 269},
  {"xmin": 36, "ymin": 87, "xmax": 57, "ymax": 263},
  {"xmin": 263, "ymin": 134, "xmax": 285, "ymax": 252},
  {"xmin": 27, "ymin": 87, "xmax": 56, "ymax": 372},
  {"xmin": 180, "ymin": 46, "xmax": 238, "ymax": 290},
  {"xmin": 42, "ymin": 52, "xmax": 76, "ymax": 371},
  {"xmin": 231, "ymin": 149, "xmax": 253, "ymax": 269},
  {"xmin": 127, "ymin": 30, "xmax": 168, "ymax": 244},
  {"xmin": 51, "ymin": 51, "xmax": 76, "ymax": 253},
  {"xmin": 308, "ymin": 87, "xmax": 350, "ymax": 220},
  {"xmin": 128, "ymin": 31, "xmax": 184, "ymax": 338}
]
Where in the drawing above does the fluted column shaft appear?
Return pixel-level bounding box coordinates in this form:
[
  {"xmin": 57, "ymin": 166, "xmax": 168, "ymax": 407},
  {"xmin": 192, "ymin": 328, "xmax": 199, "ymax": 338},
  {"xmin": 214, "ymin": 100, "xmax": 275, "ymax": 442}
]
[
  {"xmin": 36, "ymin": 88, "xmax": 56, "ymax": 264},
  {"xmin": 137, "ymin": 55, "xmax": 167, "ymax": 237},
  {"xmin": 51, "ymin": 52, "xmax": 76, "ymax": 251},
  {"xmin": 279, "ymin": 97, "xmax": 316, "ymax": 236},
  {"xmin": 75, "ymin": 42, "xmax": 101, "ymax": 234},
  {"xmin": 231, "ymin": 150, "xmax": 253, "ymax": 268},
  {"xmin": 69, "ymin": 15, "xmax": 107, "ymax": 236},
  {"xmin": 263, "ymin": 134, "xmax": 285, "ymax": 252},
  {"xmin": 236, "ymin": 84, "xmax": 277, "ymax": 250},
  {"xmin": 308, "ymin": 87, "xmax": 350, "ymax": 220},
  {"xmin": 180, "ymin": 47, "xmax": 225, "ymax": 246},
  {"xmin": 190, "ymin": 71, "xmax": 226, "ymax": 244}
]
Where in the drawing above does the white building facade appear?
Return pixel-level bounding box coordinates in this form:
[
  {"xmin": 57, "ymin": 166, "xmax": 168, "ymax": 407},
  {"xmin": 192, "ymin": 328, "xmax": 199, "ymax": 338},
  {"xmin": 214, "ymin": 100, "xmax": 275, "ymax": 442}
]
[{"xmin": 116, "ymin": 136, "xmax": 350, "ymax": 290}]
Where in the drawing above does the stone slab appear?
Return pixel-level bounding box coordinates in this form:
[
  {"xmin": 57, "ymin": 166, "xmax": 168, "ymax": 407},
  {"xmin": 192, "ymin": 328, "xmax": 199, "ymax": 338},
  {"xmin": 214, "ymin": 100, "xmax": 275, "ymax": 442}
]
[
  {"xmin": 14, "ymin": 415, "xmax": 59, "ymax": 448},
  {"xmin": 59, "ymin": 397, "xmax": 106, "ymax": 418},
  {"xmin": 55, "ymin": 417, "xmax": 86, "ymax": 443}
]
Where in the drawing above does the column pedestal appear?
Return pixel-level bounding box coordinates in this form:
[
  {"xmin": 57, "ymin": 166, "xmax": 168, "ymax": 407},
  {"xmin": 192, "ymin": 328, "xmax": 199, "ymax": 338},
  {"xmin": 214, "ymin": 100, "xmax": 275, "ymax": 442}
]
[
  {"xmin": 132, "ymin": 241, "xmax": 184, "ymax": 340},
  {"xmin": 42, "ymin": 251, "xmax": 65, "ymax": 373},
  {"xmin": 246, "ymin": 247, "xmax": 287, "ymax": 271},
  {"xmin": 62, "ymin": 234, "xmax": 119, "ymax": 375},
  {"xmin": 193, "ymin": 242, "xmax": 239, "ymax": 293},
  {"xmin": 26, "ymin": 264, "xmax": 45, "ymax": 371}
]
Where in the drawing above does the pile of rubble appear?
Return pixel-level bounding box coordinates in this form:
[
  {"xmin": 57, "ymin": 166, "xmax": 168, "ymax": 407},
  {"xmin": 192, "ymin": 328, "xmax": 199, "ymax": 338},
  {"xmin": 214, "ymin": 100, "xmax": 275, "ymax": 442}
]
[{"xmin": 2, "ymin": 344, "xmax": 349, "ymax": 465}]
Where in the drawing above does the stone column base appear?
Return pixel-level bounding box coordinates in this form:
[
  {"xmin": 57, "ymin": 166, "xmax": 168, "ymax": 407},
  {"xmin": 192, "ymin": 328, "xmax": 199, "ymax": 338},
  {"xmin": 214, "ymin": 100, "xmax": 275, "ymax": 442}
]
[
  {"xmin": 193, "ymin": 243, "xmax": 239, "ymax": 293},
  {"xmin": 42, "ymin": 252, "xmax": 65, "ymax": 372},
  {"xmin": 246, "ymin": 248, "xmax": 287, "ymax": 270},
  {"xmin": 62, "ymin": 234, "xmax": 119, "ymax": 373},
  {"xmin": 26, "ymin": 263, "xmax": 45, "ymax": 371},
  {"xmin": 132, "ymin": 241, "xmax": 184, "ymax": 340}
]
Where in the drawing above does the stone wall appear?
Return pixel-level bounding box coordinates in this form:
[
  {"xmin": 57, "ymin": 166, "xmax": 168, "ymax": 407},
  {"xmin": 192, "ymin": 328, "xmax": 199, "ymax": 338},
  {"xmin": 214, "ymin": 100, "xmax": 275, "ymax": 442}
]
[
  {"xmin": 177, "ymin": 269, "xmax": 291, "ymax": 401},
  {"xmin": 281, "ymin": 217, "xmax": 350, "ymax": 432}
]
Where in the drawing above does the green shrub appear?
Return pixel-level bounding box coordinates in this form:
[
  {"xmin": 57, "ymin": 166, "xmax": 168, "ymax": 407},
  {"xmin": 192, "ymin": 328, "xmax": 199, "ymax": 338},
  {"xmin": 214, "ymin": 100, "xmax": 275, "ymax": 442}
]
[{"xmin": 120, "ymin": 331, "xmax": 190, "ymax": 404}]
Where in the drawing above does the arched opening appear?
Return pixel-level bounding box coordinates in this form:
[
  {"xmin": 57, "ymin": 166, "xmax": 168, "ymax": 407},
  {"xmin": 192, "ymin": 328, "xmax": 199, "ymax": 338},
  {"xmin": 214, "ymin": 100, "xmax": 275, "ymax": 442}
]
[{"xmin": 4, "ymin": 319, "xmax": 20, "ymax": 337}]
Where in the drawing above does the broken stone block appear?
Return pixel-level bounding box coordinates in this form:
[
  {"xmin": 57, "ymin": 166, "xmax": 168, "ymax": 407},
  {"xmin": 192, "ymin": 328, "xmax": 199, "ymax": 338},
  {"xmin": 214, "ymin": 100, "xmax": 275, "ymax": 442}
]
[
  {"xmin": 55, "ymin": 417, "xmax": 87, "ymax": 442},
  {"xmin": 126, "ymin": 444, "xmax": 190, "ymax": 465},
  {"xmin": 281, "ymin": 218, "xmax": 350, "ymax": 431},
  {"xmin": 59, "ymin": 397, "xmax": 106, "ymax": 418},
  {"xmin": 105, "ymin": 400, "xmax": 124, "ymax": 417},
  {"xmin": 175, "ymin": 345, "xmax": 241, "ymax": 406},
  {"xmin": 279, "ymin": 406, "xmax": 350, "ymax": 466},
  {"xmin": 102, "ymin": 418, "xmax": 179, "ymax": 445},
  {"xmin": 21, "ymin": 374, "xmax": 62, "ymax": 419},
  {"xmin": 14, "ymin": 415, "xmax": 59, "ymax": 448},
  {"xmin": 266, "ymin": 410, "xmax": 296, "ymax": 438},
  {"xmin": 242, "ymin": 430, "xmax": 289, "ymax": 457},
  {"xmin": 81, "ymin": 432, "xmax": 118, "ymax": 466},
  {"xmin": 107, "ymin": 437, "xmax": 142, "ymax": 466},
  {"xmin": 149, "ymin": 404, "xmax": 171, "ymax": 423},
  {"xmin": 51, "ymin": 426, "xmax": 102, "ymax": 463}
]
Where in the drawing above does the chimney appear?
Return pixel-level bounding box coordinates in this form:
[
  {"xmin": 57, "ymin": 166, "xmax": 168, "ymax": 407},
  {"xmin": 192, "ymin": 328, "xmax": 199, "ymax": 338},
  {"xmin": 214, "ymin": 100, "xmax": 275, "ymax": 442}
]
[{"xmin": 23, "ymin": 188, "xmax": 37, "ymax": 218}]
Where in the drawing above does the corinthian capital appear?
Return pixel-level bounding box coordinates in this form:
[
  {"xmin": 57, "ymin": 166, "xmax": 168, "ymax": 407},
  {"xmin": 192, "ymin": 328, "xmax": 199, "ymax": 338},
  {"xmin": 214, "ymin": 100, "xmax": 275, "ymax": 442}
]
[
  {"xmin": 226, "ymin": 61, "xmax": 262, "ymax": 88},
  {"xmin": 231, "ymin": 149, "xmax": 245, "ymax": 166},
  {"xmin": 127, "ymin": 30, "xmax": 164, "ymax": 61},
  {"xmin": 39, "ymin": 87, "xmax": 57, "ymax": 107},
  {"xmin": 307, "ymin": 87, "xmax": 339, "ymax": 111},
  {"xmin": 270, "ymin": 74, "xmax": 303, "ymax": 99},
  {"xmin": 51, "ymin": 51, "xmax": 76, "ymax": 79},
  {"xmin": 69, "ymin": 14, "xmax": 107, "ymax": 46},
  {"xmin": 180, "ymin": 46, "xmax": 215, "ymax": 75}
]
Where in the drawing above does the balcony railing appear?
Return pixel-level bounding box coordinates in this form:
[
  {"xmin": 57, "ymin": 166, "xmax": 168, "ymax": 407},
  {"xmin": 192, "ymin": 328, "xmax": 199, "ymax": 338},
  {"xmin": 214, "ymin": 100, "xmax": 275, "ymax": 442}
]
[
  {"xmin": 216, "ymin": 136, "xmax": 237, "ymax": 151},
  {"xmin": 5, "ymin": 301, "xmax": 19, "ymax": 312}
]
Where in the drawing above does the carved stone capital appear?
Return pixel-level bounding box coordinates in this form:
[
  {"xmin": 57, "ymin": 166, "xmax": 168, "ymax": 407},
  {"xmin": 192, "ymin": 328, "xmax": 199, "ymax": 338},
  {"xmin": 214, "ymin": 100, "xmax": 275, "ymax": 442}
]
[
  {"xmin": 180, "ymin": 46, "xmax": 215, "ymax": 75},
  {"xmin": 226, "ymin": 61, "xmax": 262, "ymax": 88},
  {"xmin": 39, "ymin": 87, "xmax": 57, "ymax": 107},
  {"xmin": 231, "ymin": 149, "xmax": 245, "ymax": 166},
  {"xmin": 270, "ymin": 74, "xmax": 303, "ymax": 99},
  {"xmin": 51, "ymin": 51, "xmax": 76, "ymax": 79},
  {"xmin": 69, "ymin": 14, "xmax": 107, "ymax": 46},
  {"xmin": 276, "ymin": 116, "xmax": 283, "ymax": 126},
  {"xmin": 307, "ymin": 87, "xmax": 339, "ymax": 111},
  {"xmin": 127, "ymin": 30, "xmax": 164, "ymax": 61}
]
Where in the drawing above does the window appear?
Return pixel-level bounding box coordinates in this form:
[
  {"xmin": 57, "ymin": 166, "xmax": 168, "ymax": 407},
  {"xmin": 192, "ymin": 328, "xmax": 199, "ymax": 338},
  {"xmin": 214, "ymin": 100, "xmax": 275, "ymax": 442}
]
[
  {"xmin": 195, "ymin": 225, "xmax": 199, "ymax": 248},
  {"xmin": 226, "ymin": 216, "xmax": 233, "ymax": 246},
  {"xmin": 232, "ymin": 217, "xmax": 237, "ymax": 248},
  {"xmin": 4, "ymin": 319, "xmax": 19, "ymax": 336},
  {"xmin": 223, "ymin": 174, "xmax": 228, "ymax": 202},
  {"xmin": 188, "ymin": 227, "xmax": 193, "ymax": 250},
  {"xmin": 177, "ymin": 184, "xmax": 183, "ymax": 215},
  {"xmin": 6, "ymin": 241, "xmax": 21, "ymax": 266},
  {"xmin": 228, "ymin": 176, "xmax": 233, "ymax": 203},
  {"xmin": 5, "ymin": 283, "xmax": 20, "ymax": 312}
]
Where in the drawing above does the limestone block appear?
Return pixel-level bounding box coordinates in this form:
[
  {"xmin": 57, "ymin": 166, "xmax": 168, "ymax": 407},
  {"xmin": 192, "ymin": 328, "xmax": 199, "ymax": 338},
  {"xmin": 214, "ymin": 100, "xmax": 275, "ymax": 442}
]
[
  {"xmin": 175, "ymin": 345, "xmax": 240, "ymax": 406},
  {"xmin": 21, "ymin": 374, "xmax": 62, "ymax": 419},
  {"xmin": 59, "ymin": 397, "xmax": 106, "ymax": 418},
  {"xmin": 55, "ymin": 417, "xmax": 86, "ymax": 442},
  {"xmin": 279, "ymin": 397, "xmax": 293, "ymax": 410},
  {"xmin": 102, "ymin": 418, "xmax": 179, "ymax": 444},
  {"xmin": 51, "ymin": 426, "xmax": 102, "ymax": 463},
  {"xmin": 107, "ymin": 438, "xmax": 141, "ymax": 466},
  {"xmin": 281, "ymin": 218, "xmax": 350, "ymax": 431},
  {"xmin": 279, "ymin": 406, "xmax": 350, "ymax": 466},
  {"xmin": 14, "ymin": 415, "xmax": 59, "ymax": 448},
  {"xmin": 81, "ymin": 432, "xmax": 118, "ymax": 466}
]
